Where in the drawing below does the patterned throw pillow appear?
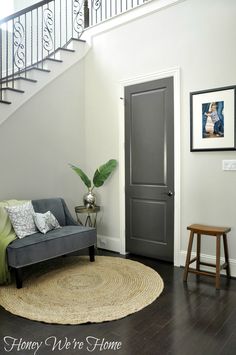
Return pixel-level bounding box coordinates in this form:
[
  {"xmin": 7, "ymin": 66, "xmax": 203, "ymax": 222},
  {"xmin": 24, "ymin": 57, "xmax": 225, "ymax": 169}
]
[
  {"xmin": 33, "ymin": 211, "xmax": 61, "ymax": 234},
  {"xmin": 5, "ymin": 201, "xmax": 37, "ymax": 239}
]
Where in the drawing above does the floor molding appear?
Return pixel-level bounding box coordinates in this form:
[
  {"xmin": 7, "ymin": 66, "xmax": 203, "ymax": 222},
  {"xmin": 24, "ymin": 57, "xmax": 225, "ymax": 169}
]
[{"xmin": 97, "ymin": 234, "xmax": 121, "ymax": 253}]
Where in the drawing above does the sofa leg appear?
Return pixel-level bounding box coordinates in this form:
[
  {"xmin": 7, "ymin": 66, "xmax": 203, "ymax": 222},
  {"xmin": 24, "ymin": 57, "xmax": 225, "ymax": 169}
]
[
  {"xmin": 15, "ymin": 268, "xmax": 23, "ymax": 289},
  {"xmin": 89, "ymin": 245, "xmax": 95, "ymax": 262}
]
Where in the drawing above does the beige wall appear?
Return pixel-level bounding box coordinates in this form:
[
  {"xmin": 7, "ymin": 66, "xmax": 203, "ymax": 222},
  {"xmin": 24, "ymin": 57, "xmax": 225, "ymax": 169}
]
[
  {"xmin": 83, "ymin": 0, "xmax": 236, "ymax": 268},
  {"xmin": 0, "ymin": 60, "xmax": 86, "ymax": 215}
]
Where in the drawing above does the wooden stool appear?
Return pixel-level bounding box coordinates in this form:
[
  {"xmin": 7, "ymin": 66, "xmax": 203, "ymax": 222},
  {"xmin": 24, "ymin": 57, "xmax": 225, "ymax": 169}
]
[{"xmin": 183, "ymin": 224, "xmax": 231, "ymax": 289}]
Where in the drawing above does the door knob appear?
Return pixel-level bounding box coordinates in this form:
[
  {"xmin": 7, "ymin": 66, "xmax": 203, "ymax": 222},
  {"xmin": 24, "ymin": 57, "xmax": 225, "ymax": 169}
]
[{"xmin": 167, "ymin": 190, "xmax": 173, "ymax": 197}]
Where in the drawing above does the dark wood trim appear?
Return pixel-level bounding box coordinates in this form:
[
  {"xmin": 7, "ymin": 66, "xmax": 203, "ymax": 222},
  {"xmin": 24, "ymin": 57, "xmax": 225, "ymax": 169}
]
[
  {"xmin": 223, "ymin": 233, "xmax": 231, "ymax": 277},
  {"xmin": 1, "ymin": 252, "xmax": 236, "ymax": 355},
  {"xmin": 183, "ymin": 231, "xmax": 194, "ymax": 282}
]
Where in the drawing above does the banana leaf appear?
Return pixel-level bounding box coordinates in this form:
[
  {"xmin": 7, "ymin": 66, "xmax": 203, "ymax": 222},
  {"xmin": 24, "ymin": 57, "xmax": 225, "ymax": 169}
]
[
  {"xmin": 69, "ymin": 164, "xmax": 91, "ymax": 189},
  {"xmin": 93, "ymin": 159, "xmax": 117, "ymax": 188}
]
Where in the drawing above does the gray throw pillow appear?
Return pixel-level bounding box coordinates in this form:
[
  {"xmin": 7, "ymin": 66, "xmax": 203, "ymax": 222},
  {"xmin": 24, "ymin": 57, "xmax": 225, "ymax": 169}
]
[
  {"xmin": 33, "ymin": 211, "xmax": 61, "ymax": 234},
  {"xmin": 5, "ymin": 201, "xmax": 37, "ymax": 239}
]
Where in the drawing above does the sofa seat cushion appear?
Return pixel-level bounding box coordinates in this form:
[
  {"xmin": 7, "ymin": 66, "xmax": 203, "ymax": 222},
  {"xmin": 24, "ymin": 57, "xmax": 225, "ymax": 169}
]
[{"xmin": 7, "ymin": 225, "xmax": 96, "ymax": 268}]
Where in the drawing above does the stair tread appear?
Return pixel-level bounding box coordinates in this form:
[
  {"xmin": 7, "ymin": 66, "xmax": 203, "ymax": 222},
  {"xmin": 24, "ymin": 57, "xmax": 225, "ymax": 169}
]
[
  {"xmin": 46, "ymin": 58, "xmax": 63, "ymax": 63},
  {"xmin": 29, "ymin": 67, "xmax": 51, "ymax": 73},
  {"xmin": 58, "ymin": 47, "xmax": 76, "ymax": 53},
  {"xmin": 14, "ymin": 77, "xmax": 37, "ymax": 83},
  {"xmin": 0, "ymin": 88, "xmax": 25, "ymax": 93},
  {"xmin": 0, "ymin": 99, "xmax": 12, "ymax": 104},
  {"xmin": 70, "ymin": 37, "xmax": 86, "ymax": 43}
]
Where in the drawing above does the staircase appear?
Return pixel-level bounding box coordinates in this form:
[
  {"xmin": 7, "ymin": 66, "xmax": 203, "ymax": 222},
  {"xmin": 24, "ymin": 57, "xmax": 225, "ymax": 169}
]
[
  {"xmin": 0, "ymin": 0, "xmax": 150, "ymax": 123},
  {"xmin": 0, "ymin": 38, "xmax": 90, "ymax": 125},
  {"xmin": 0, "ymin": 1, "xmax": 89, "ymax": 99}
]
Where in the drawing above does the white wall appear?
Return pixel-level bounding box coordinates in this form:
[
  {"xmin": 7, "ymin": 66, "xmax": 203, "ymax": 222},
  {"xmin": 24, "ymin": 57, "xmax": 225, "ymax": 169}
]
[
  {"xmin": 0, "ymin": 2, "xmax": 14, "ymax": 19},
  {"xmin": 0, "ymin": 59, "xmax": 86, "ymax": 215},
  {"xmin": 13, "ymin": 0, "xmax": 39, "ymax": 12},
  {"xmin": 83, "ymin": 0, "xmax": 236, "ymax": 270}
]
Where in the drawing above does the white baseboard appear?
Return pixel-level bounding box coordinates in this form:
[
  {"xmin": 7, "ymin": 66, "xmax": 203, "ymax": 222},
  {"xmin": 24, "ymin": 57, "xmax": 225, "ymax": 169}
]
[
  {"xmin": 95, "ymin": 241, "xmax": 236, "ymax": 277},
  {"xmin": 97, "ymin": 234, "xmax": 121, "ymax": 253},
  {"xmin": 180, "ymin": 250, "xmax": 236, "ymax": 278}
]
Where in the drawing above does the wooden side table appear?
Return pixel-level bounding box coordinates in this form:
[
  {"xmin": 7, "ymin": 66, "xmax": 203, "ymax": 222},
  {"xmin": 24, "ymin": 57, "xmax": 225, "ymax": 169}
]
[
  {"xmin": 183, "ymin": 224, "xmax": 231, "ymax": 289},
  {"xmin": 75, "ymin": 205, "xmax": 100, "ymax": 228}
]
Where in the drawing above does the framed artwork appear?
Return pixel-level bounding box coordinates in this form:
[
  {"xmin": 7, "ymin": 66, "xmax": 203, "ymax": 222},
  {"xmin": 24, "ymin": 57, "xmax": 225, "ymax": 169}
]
[{"xmin": 190, "ymin": 85, "xmax": 236, "ymax": 151}]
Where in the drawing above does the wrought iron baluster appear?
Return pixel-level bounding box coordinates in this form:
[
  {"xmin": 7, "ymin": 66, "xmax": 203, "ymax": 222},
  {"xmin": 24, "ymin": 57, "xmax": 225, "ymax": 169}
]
[
  {"xmin": 31, "ymin": 11, "xmax": 33, "ymax": 66},
  {"xmin": 105, "ymin": 0, "xmax": 107, "ymax": 20},
  {"xmin": 0, "ymin": 28, "xmax": 2, "ymax": 100},
  {"xmin": 12, "ymin": 19, "xmax": 14, "ymax": 88},
  {"xmin": 84, "ymin": 0, "xmax": 89, "ymax": 28},
  {"xmin": 41, "ymin": 6, "xmax": 44, "ymax": 67},
  {"xmin": 43, "ymin": 3, "xmax": 54, "ymax": 55},
  {"xmin": 100, "ymin": 1, "xmax": 102, "ymax": 22},
  {"xmin": 92, "ymin": 0, "xmax": 102, "ymax": 24},
  {"xmin": 73, "ymin": 0, "xmax": 84, "ymax": 38},
  {"xmin": 6, "ymin": 23, "xmax": 9, "ymax": 87},
  {"xmin": 60, "ymin": 0, "xmax": 62, "ymax": 47},
  {"xmin": 95, "ymin": 3, "xmax": 98, "ymax": 23},
  {"xmin": 71, "ymin": 0, "xmax": 74, "ymax": 37},
  {"xmin": 14, "ymin": 16, "xmax": 25, "ymax": 76},
  {"xmin": 66, "ymin": 0, "xmax": 68, "ymax": 43},
  {"xmin": 37, "ymin": 8, "xmax": 39, "ymax": 67},
  {"xmin": 24, "ymin": 14, "xmax": 27, "ymax": 77},
  {"xmin": 91, "ymin": 0, "xmax": 94, "ymax": 26},
  {"xmin": 54, "ymin": 0, "xmax": 56, "ymax": 57}
]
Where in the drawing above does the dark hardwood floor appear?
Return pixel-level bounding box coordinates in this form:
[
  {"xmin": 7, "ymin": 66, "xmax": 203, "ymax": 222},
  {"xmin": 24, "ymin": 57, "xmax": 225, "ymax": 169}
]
[{"xmin": 0, "ymin": 251, "xmax": 236, "ymax": 355}]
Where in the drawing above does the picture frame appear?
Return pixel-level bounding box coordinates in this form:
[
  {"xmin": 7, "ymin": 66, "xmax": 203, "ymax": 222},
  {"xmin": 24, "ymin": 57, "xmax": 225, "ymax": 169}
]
[{"xmin": 190, "ymin": 85, "xmax": 236, "ymax": 151}]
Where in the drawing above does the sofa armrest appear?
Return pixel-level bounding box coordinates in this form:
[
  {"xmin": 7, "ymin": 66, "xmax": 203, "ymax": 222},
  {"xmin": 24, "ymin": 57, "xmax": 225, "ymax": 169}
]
[{"xmin": 60, "ymin": 198, "xmax": 81, "ymax": 226}]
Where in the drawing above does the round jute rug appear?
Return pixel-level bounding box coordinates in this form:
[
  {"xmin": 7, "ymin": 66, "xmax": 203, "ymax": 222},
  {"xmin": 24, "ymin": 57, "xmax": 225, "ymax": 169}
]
[{"xmin": 0, "ymin": 256, "xmax": 164, "ymax": 324}]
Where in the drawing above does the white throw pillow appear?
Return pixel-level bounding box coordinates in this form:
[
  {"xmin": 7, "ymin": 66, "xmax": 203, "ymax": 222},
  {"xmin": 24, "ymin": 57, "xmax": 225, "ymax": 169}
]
[
  {"xmin": 5, "ymin": 201, "xmax": 37, "ymax": 239},
  {"xmin": 33, "ymin": 211, "xmax": 61, "ymax": 234}
]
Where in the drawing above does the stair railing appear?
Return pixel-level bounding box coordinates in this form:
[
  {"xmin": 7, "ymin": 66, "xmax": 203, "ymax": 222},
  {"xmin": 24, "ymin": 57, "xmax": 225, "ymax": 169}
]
[
  {"xmin": 0, "ymin": 0, "xmax": 89, "ymax": 103},
  {"xmin": 87, "ymin": 0, "xmax": 150, "ymax": 26},
  {"xmin": 0, "ymin": 0, "xmax": 150, "ymax": 103}
]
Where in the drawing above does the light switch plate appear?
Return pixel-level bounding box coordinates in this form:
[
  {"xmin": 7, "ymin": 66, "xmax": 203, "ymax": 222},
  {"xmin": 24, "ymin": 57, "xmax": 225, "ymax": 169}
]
[{"xmin": 222, "ymin": 160, "xmax": 236, "ymax": 170}]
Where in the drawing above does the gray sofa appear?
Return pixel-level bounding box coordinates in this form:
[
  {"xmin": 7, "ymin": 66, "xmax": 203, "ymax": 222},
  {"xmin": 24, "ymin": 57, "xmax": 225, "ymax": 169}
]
[{"xmin": 7, "ymin": 198, "xmax": 96, "ymax": 288}]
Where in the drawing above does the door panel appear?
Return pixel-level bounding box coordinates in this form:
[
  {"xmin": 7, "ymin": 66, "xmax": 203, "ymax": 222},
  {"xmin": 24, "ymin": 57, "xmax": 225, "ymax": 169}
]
[
  {"xmin": 125, "ymin": 77, "xmax": 174, "ymax": 262},
  {"xmin": 131, "ymin": 199, "xmax": 166, "ymax": 243},
  {"xmin": 131, "ymin": 89, "xmax": 166, "ymax": 185}
]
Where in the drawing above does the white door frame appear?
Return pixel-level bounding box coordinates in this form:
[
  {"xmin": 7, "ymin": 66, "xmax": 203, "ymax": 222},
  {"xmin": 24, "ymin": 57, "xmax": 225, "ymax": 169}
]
[{"xmin": 119, "ymin": 67, "xmax": 181, "ymax": 266}]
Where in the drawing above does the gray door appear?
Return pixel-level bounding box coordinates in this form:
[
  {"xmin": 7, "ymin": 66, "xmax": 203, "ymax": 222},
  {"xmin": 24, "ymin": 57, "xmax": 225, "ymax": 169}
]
[{"xmin": 125, "ymin": 77, "xmax": 174, "ymax": 262}]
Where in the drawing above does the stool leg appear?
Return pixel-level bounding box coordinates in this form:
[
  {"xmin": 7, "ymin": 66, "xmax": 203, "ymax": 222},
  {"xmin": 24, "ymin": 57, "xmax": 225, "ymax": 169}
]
[
  {"xmin": 223, "ymin": 233, "xmax": 231, "ymax": 278},
  {"xmin": 196, "ymin": 233, "xmax": 201, "ymax": 272},
  {"xmin": 216, "ymin": 235, "xmax": 221, "ymax": 289},
  {"xmin": 183, "ymin": 231, "xmax": 194, "ymax": 282}
]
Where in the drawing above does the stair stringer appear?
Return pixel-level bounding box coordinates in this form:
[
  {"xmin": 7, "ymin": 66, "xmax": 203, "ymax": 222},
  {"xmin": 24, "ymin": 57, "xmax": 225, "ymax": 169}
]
[{"xmin": 0, "ymin": 40, "xmax": 90, "ymax": 126}]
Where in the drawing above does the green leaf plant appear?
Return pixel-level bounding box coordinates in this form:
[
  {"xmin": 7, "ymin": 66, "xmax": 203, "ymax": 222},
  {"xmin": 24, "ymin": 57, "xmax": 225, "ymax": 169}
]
[{"xmin": 69, "ymin": 159, "xmax": 118, "ymax": 191}]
